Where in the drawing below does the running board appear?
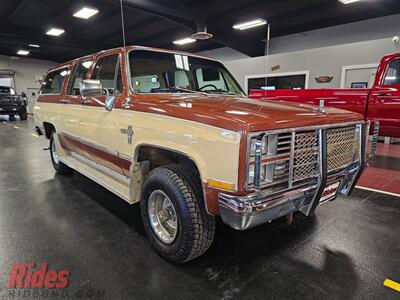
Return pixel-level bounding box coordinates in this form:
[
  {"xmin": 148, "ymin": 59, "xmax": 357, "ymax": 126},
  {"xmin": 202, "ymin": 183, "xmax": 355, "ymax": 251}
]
[{"xmin": 59, "ymin": 154, "xmax": 131, "ymax": 203}]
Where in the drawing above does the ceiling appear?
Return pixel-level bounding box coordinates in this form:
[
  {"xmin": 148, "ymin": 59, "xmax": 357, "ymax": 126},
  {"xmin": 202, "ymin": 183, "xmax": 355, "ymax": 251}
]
[{"xmin": 0, "ymin": 0, "xmax": 399, "ymax": 62}]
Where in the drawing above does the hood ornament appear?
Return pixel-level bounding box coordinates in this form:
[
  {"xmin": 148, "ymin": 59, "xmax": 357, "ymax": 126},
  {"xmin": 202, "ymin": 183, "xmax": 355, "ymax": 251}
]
[{"xmin": 318, "ymin": 100, "xmax": 325, "ymax": 113}]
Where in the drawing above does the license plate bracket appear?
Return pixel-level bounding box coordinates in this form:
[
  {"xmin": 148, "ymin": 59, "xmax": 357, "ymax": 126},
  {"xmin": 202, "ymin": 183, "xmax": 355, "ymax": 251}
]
[{"xmin": 320, "ymin": 181, "xmax": 341, "ymax": 203}]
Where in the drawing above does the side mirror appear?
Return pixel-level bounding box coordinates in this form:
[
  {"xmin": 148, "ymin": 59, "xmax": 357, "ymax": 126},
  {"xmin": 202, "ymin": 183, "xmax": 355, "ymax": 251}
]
[{"xmin": 79, "ymin": 79, "xmax": 103, "ymax": 97}]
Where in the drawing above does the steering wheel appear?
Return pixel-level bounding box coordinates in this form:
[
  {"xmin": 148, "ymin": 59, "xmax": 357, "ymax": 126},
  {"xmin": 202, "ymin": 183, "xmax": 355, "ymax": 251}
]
[
  {"xmin": 102, "ymin": 88, "xmax": 109, "ymax": 96},
  {"xmin": 199, "ymin": 84, "xmax": 218, "ymax": 91}
]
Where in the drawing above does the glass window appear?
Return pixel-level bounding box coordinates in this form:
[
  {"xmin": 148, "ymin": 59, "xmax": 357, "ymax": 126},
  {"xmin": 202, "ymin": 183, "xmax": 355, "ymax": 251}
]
[
  {"xmin": 41, "ymin": 67, "xmax": 69, "ymax": 94},
  {"xmin": 247, "ymin": 75, "xmax": 306, "ymax": 93},
  {"xmin": 384, "ymin": 59, "xmax": 400, "ymax": 85},
  {"xmin": 129, "ymin": 50, "xmax": 244, "ymax": 95},
  {"xmin": 0, "ymin": 86, "xmax": 15, "ymax": 95},
  {"xmin": 67, "ymin": 61, "xmax": 92, "ymax": 95},
  {"xmin": 92, "ymin": 55, "xmax": 122, "ymax": 96}
]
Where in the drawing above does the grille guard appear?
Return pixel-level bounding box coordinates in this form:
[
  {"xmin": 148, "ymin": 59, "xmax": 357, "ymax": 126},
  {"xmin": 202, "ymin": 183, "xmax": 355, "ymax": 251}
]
[{"xmin": 218, "ymin": 121, "xmax": 380, "ymax": 231}]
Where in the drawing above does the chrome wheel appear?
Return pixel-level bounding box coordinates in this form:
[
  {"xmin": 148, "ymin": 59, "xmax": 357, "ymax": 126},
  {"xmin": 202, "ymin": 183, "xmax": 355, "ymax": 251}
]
[
  {"xmin": 147, "ymin": 190, "xmax": 178, "ymax": 244},
  {"xmin": 51, "ymin": 138, "xmax": 59, "ymax": 165}
]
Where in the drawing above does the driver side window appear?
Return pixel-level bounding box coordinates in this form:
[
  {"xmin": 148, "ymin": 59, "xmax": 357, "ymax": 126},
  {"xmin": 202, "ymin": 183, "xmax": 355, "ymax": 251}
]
[
  {"xmin": 384, "ymin": 59, "xmax": 400, "ymax": 86},
  {"xmin": 92, "ymin": 55, "xmax": 122, "ymax": 96}
]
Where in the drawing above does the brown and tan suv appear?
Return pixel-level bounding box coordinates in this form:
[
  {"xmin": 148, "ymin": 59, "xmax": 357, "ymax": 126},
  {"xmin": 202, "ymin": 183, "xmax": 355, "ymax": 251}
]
[{"xmin": 34, "ymin": 46, "xmax": 377, "ymax": 263}]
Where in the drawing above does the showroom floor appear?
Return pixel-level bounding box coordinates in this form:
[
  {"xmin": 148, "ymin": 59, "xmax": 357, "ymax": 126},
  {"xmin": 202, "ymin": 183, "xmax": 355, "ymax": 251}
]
[{"xmin": 0, "ymin": 116, "xmax": 399, "ymax": 299}]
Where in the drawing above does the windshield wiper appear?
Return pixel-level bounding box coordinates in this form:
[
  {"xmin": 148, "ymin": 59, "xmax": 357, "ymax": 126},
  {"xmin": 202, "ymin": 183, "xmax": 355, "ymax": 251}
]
[
  {"xmin": 202, "ymin": 89, "xmax": 239, "ymax": 95},
  {"xmin": 152, "ymin": 87, "xmax": 197, "ymax": 93}
]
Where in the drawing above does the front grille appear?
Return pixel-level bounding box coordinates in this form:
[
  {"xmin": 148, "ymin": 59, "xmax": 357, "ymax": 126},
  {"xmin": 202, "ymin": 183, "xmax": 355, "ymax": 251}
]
[
  {"xmin": 247, "ymin": 124, "xmax": 362, "ymax": 191},
  {"xmin": 327, "ymin": 126, "xmax": 359, "ymax": 171},
  {"xmin": 293, "ymin": 132, "xmax": 319, "ymax": 182}
]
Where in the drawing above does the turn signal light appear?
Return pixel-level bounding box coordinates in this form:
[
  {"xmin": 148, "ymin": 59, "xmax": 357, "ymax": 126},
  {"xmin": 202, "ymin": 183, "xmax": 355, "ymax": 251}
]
[{"xmin": 207, "ymin": 179, "xmax": 235, "ymax": 191}]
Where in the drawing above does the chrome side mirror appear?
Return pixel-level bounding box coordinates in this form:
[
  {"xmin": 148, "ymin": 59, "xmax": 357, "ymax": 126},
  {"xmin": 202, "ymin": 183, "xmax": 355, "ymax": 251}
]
[
  {"xmin": 79, "ymin": 79, "xmax": 103, "ymax": 97},
  {"xmin": 105, "ymin": 96, "xmax": 116, "ymax": 111}
]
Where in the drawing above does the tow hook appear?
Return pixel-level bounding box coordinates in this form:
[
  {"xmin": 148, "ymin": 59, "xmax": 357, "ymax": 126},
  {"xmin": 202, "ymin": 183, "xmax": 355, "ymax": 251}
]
[{"xmin": 43, "ymin": 147, "xmax": 50, "ymax": 151}]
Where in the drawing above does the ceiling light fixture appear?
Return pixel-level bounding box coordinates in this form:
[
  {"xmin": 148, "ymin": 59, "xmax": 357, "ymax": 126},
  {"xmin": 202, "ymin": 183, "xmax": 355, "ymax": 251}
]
[
  {"xmin": 73, "ymin": 7, "xmax": 99, "ymax": 19},
  {"xmin": 338, "ymin": 0, "xmax": 362, "ymax": 4},
  {"xmin": 173, "ymin": 37, "xmax": 196, "ymax": 45},
  {"xmin": 233, "ymin": 19, "xmax": 267, "ymax": 30},
  {"xmin": 46, "ymin": 28, "xmax": 65, "ymax": 36},
  {"xmin": 17, "ymin": 50, "xmax": 29, "ymax": 55},
  {"xmin": 28, "ymin": 44, "xmax": 40, "ymax": 48}
]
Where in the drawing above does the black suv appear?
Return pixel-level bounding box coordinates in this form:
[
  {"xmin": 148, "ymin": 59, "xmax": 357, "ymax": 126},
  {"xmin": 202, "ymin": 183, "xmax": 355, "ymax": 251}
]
[{"xmin": 0, "ymin": 86, "xmax": 28, "ymax": 120}]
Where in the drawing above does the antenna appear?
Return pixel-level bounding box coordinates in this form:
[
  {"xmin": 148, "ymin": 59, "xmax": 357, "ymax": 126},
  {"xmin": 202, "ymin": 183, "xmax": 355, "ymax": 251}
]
[
  {"xmin": 264, "ymin": 22, "xmax": 270, "ymax": 88},
  {"xmin": 120, "ymin": 0, "xmax": 126, "ymax": 48}
]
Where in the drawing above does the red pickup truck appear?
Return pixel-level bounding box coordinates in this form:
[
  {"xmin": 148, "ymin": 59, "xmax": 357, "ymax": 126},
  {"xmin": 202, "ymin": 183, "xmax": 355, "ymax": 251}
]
[{"xmin": 249, "ymin": 53, "xmax": 400, "ymax": 137}]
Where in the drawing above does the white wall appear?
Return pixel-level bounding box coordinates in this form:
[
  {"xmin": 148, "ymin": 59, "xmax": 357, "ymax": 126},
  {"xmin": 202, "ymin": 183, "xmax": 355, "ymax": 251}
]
[
  {"xmin": 226, "ymin": 37, "xmax": 400, "ymax": 90},
  {"xmin": 0, "ymin": 55, "xmax": 56, "ymax": 94},
  {"xmin": 198, "ymin": 14, "xmax": 400, "ymax": 90}
]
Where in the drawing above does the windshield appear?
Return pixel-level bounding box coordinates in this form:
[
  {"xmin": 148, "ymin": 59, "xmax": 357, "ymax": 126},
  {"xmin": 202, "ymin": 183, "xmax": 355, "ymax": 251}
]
[
  {"xmin": 0, "ymin": 86, "xmax": 15, "ymax": 95},
  {"xmin": 129, "ymin": 50, "xmax": 244, "ymax": 95}
]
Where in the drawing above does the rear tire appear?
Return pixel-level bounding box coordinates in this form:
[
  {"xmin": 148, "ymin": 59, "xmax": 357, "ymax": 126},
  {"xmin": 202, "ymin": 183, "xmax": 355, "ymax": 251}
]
[
  {"xmin": 50, "ymin": 131, "xmax": 73, "ymax": 174},
  {"xmin": 19, "ymin": 107, "xmax": 27, "ymax": 120},
  {"xmin": 141, "ymin": 165, "xmax": 215, "ymax": 263}
]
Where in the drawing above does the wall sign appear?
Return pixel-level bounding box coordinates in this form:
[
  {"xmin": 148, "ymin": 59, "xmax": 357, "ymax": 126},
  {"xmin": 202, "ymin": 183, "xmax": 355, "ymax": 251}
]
[{"xmin": 315, "ymin": 76, "xmax": 333, "ymax": 83}]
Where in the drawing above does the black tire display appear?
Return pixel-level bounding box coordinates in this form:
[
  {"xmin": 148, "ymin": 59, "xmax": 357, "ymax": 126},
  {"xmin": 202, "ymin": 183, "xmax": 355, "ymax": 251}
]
[
  {"xmin": 50, "ymin": 131, "xmax": 73, "ymax": 174},
  {"xmin": 141, "ymin": 165, "xmax": 215, "ymax": 263},
  {"xmin": 19, "ymin": 107, "xmax": 28, "ymax": 120}
]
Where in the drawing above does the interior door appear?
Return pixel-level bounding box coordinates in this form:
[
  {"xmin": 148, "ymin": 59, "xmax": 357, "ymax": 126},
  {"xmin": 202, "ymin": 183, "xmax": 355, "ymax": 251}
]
[
  {"xmin": 26, "ymin": 88, "xmax": 39, "ymax": 114},
  {"xmin": 368, "ymin": 58, "xmax": 400, "ymax": 137},
  {"xmin": 79, "ymin": 52, "xmax": 125, "ymax": 175}
]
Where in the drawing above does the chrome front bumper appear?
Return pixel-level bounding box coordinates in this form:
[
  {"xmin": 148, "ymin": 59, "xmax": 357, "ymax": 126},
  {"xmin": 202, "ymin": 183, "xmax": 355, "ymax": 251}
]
[
  {"xmin": 218, "ymin": 162, "xmax": 361, "ymax": 230},
  {"xmin": 218, "ymin": 121, "xmax": 379, "ymax": 230}
]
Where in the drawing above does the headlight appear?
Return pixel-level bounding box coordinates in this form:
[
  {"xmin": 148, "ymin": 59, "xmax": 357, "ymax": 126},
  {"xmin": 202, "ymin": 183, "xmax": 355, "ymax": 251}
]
[{"xmin": 246, "ymin": 133, "xmax": 292, "ymax": 189}]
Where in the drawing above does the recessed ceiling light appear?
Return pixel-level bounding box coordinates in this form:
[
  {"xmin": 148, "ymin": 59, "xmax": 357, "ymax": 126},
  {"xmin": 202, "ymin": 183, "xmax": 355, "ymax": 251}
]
[
  {"xmin": 338, "ymin": 0, "xmax": 362, "ymax": 3},
  {"xmin": 233, "ymin": 19, "xmax": 267, "ymax": 30},
  {"xmin": 28, "ymin": 44, "xmax": 40, "ymax": 48},
  {"xmin": 173, "ymin": 37, "xmax": 196, "ymax": 45},
  {"xmin": 17, "ymin": 50, "xmax": 29, "ymax": 55},
  {"xmin": 46, "ymin": 28, "xmax": 65, "ymax": 36},
  {"xmin": 73, "ymin": 7, "xmax": 99, "ymax": 19}
]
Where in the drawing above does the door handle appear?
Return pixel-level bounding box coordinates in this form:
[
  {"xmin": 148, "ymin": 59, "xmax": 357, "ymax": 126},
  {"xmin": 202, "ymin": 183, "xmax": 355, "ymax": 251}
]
[
  {"xmin": 377, "ymin": 93, "xmax": 393, "ymax": 97},
  {"xmin": 60, "ymin": 99, "xmax": 71, "ymax": 104}
]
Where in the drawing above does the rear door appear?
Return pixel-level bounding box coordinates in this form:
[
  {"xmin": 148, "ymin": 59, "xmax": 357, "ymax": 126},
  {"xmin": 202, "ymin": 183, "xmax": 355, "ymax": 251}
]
[
  {"xmin": 59, "ymin": 59, "xmax": 93, "ymax": 155},
  {"xmin": 79, "ymin": 51, "xmax": 125, "ymax": 175},
  {"xmin": 369, "ymin": 58, "xmax": 400, "ymax": 137}
]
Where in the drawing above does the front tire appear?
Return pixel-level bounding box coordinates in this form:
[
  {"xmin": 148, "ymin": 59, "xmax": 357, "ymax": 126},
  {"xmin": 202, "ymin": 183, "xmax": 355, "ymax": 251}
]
[
  {"xmin": 50, "ymin": 131, "xmax": 72, "ymax": 174},
  {"xmin": 141, "ymin": 165, "xmax": 215, "ymax": 263}
]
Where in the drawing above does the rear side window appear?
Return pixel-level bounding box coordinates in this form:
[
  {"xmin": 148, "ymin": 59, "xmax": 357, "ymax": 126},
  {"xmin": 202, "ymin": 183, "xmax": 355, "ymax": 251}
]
[
  {"xmin": 67, "ymin": 61, "xmax": 93, "ymax": 95},
  {"xmin": 384, "ymin": 59, "xmax": 400, "ymax": 85},
  {"xmin": 41, "ymin": 67, "xmax": 69, "ymax": 94}
]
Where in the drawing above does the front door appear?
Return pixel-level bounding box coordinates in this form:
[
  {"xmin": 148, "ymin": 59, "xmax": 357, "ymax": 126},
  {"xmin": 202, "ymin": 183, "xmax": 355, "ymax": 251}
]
[
  {"xmin": 79, "ymin": 52, "xmax": 125, "ymax": 175},
  {"xmin": 369, "ymin": 58, "xmax": 400, "ymax": 138}
]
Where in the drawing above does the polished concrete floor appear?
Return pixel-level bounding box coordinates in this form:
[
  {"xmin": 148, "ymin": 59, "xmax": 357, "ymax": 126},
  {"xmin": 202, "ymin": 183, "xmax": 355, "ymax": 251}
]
[{"xmin": 0, "ymin": 116, "xmax": 399, "ymax": 299}]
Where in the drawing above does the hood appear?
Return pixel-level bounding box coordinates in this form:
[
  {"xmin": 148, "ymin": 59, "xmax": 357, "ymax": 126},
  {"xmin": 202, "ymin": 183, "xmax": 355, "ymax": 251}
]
[{"xmin": 132, "ymin": 93, "xmax": 364, "ymax": 132}]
